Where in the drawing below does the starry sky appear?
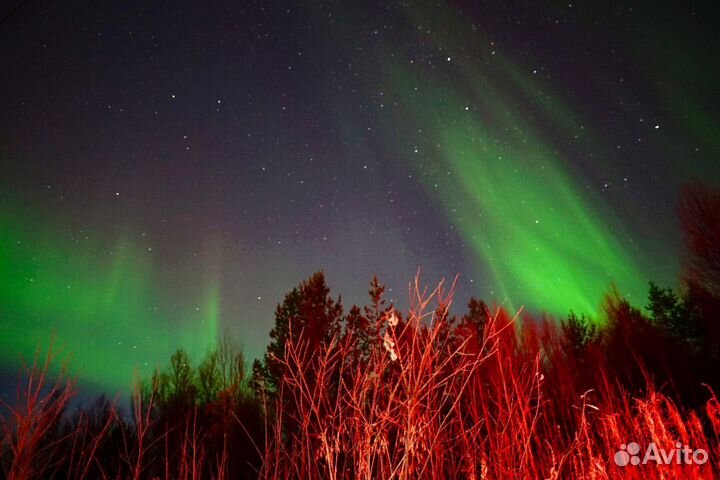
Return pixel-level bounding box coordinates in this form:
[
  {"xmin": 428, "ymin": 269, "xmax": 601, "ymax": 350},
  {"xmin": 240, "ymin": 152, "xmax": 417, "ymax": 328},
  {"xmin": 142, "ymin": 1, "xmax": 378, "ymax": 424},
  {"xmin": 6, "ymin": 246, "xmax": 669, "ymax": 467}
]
[{"xmin": 1, "ymin": 1, "xmax": 718, "ymax": 393}]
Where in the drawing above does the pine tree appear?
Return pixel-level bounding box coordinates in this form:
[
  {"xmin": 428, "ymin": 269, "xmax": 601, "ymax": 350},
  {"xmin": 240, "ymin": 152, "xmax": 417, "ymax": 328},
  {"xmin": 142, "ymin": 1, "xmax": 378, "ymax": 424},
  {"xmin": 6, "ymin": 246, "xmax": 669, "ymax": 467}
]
[
  {"xmin": 262, "ymin": 271, "xmax": 343, "ymax": 395},
  {"xmin": 560, "ymin": 311, "xmax": 596, "ymax": 356},
  {"xmin": 646, "ymin": 282, "xmax": 700, "ymax": 347},
  {"xmin": 454, "ymin": 297, "xmax": 490, "ymax": 354},
  {"xmin": 344, "ymin": 276, "xmax": 391, "ymax": 364}
]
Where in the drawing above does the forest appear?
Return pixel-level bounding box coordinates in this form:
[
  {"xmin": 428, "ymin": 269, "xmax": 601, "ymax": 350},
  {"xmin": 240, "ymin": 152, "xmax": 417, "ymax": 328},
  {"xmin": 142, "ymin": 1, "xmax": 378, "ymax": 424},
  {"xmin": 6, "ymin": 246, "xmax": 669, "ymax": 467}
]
[{"xmin": 2, "ymin": 183, "xmax": 720, "ymax": 479}]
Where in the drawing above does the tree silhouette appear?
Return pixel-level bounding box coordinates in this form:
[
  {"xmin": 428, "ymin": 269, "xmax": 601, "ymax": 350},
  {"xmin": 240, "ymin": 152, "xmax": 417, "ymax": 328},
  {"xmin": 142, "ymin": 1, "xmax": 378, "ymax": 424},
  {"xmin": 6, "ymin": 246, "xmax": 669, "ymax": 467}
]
[
  {"xmin": 454, "ymin": 297, "xmax": 490, "ymax": 354},
  {"xmin": 678, "ymin": 183, "xmax": 720, "ymax": 350},
  {"xmin": 197, "ymin": 349, "xmax": 221, "ymax": 405},
  {"xmin": 344, "ymin": 276, "xmax": 389, "ymax": 365},
  {"xmin": 646, "ymin": 282, "xmax": 701, "ymax": 348},
  {"xmin": 560, "ymin": 311, "xmax": 597, "ymax": 357},
  {"xmin": 262, "ymin": 271, "xmax": 343, "ymax": 396},
  {"xmin": 679, "ymin": 183, "xmax": 720, "ymax": 296}
]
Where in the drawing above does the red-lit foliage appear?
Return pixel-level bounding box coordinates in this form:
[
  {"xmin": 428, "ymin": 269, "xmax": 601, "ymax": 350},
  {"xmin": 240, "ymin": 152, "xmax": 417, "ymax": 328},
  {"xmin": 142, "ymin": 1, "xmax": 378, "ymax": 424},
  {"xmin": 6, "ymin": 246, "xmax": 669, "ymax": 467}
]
[
  {"xmin": 258, "ymin": 275, "xmax": 720, "ymax": 479},
  {"xmin": 3, "ymin": 274, "xmax": 720, "ymax": 479}
]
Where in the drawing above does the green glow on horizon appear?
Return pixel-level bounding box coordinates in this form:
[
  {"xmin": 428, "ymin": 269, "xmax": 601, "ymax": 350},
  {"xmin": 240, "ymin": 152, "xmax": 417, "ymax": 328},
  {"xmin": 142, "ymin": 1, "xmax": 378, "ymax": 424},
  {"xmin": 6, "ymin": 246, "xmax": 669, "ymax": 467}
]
[
  {"xmin": 0, "ymin": 205, "xmax": 219, "ymax": 391},
  {"xmin": 436, "ymin": 125, "xmax": 645, "ymax": 315}
]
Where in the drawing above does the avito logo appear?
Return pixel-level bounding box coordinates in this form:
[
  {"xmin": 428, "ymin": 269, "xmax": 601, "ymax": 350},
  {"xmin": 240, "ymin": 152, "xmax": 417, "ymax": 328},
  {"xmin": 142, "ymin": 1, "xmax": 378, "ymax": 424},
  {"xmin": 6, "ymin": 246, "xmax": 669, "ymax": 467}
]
[{"xmin": 614, "ymin": 442, "xmax": 708, "ymax": 466}]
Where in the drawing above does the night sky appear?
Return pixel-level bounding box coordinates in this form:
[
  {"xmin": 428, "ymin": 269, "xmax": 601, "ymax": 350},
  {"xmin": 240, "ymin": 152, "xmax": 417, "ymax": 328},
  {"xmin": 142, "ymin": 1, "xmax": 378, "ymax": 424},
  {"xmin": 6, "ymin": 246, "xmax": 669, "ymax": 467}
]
[{"xmin": 1, "ymin": 1, "xmax": 718, "ymax": 393}]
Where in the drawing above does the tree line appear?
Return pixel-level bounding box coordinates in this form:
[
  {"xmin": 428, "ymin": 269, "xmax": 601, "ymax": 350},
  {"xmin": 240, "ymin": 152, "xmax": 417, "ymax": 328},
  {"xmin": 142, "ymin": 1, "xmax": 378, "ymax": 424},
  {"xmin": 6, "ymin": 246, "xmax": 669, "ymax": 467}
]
[{"xmin": 2, "ymin": 183, "xmax": 720, "ymax": 479}]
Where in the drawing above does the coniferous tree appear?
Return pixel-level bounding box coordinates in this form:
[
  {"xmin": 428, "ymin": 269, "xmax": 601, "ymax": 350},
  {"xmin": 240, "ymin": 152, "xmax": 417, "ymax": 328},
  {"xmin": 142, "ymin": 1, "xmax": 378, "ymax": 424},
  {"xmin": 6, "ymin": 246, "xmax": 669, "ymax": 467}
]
[
  {"xmin": 262, "ymin": 271, "xmax": 343, "ymax": 395},
  {"xmin": 560, "ymin": 311, "xmax": 597, "ymax": 357},
  {"xmin": 454, "ymin": 297, "xmax": 490, "ymax": 354},
  {"xmin": 344, "ymin": 276, "xmax": 390, "ymax": 364},
  {"xmin": 646, "ymin": 282, "xmax": 701, "ymax": 348}
]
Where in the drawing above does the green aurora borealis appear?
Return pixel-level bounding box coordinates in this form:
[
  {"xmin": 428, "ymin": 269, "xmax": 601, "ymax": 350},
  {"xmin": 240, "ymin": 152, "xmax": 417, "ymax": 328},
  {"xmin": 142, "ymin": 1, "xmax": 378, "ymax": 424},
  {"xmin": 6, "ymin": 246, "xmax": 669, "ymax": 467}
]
[
  {"xmin": 381, "ymin": 50, "xmax": 653, "ymax": 314},
  {"xmin": 0, "ymin": 202, "xmax": 218, "ymax": 390},
  {"xmin": 1, "ymin": 1, "xmax": 718, "ymax": 393}
]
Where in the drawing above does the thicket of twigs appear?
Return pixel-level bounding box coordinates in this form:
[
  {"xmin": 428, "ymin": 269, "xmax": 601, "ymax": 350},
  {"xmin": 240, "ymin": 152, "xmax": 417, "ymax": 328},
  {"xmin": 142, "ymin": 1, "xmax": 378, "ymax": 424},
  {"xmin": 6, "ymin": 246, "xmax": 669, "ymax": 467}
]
[
  {"xmin": 4, "ymin": 183, "xmax": 720, "ymax": 478},
  {"xmin": 260, "ymin": 277, "xmax": 720, "ymax": 479},
  {"xmin": 3, "ymin": 274, "xmax": 720, "ymax": 479}
]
